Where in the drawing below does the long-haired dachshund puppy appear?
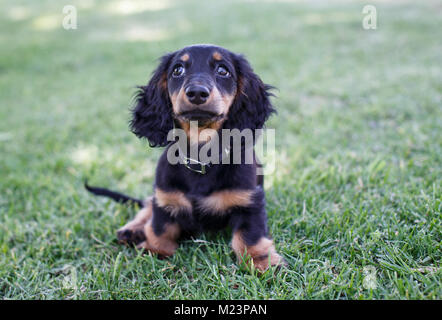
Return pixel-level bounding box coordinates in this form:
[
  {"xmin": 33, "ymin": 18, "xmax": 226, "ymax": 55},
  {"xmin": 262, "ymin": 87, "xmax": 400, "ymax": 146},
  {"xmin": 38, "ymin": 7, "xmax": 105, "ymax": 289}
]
[{"xmin": 86, "ymin": 44, "xmax": 285, "ymax": 271}]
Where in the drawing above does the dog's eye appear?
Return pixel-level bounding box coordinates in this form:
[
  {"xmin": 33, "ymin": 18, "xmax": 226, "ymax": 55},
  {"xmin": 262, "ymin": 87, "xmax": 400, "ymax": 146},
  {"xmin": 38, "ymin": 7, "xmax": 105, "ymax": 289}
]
[
  {"xmin": 216, "ymin": 65, "xmax": 230, "ymax": 77},
  {"xmin": 172, "ymin": 65, "xmax": 185, "ymax": 78}
]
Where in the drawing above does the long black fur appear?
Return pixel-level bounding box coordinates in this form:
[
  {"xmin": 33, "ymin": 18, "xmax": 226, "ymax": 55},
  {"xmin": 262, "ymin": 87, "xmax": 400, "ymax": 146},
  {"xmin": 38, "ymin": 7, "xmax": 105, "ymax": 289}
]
[
  {"xmin": 86, "ymin": 44, "xmax": 276, "ymax": 247},
  {"xmin": 223, "ymin": 53, "xmax": 275, "ymax": 132},
  {"xmin": 130, "ymin": 53, "xmax": 175, "ymax": 147}
]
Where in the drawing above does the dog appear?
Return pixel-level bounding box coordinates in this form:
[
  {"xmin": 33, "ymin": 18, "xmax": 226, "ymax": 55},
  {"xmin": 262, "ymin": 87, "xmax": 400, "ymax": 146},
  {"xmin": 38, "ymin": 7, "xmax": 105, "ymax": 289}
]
[{"xmin": 86, "ymin": 44, "xmax": 285, "ymax": 272}]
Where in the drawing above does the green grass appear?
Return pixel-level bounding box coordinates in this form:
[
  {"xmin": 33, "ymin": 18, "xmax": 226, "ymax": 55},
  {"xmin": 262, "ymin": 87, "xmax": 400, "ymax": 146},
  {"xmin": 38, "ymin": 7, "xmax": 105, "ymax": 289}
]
[{"xmin": 0, "ymin": 0, "xmax": 441, "ymax": 299}]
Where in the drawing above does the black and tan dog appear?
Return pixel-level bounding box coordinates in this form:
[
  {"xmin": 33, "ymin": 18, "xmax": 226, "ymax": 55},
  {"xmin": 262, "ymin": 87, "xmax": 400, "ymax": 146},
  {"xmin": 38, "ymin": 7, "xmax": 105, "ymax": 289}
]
[{"xmin": 86, "ymin": 44, "xmax": 285, "ymax": 271}]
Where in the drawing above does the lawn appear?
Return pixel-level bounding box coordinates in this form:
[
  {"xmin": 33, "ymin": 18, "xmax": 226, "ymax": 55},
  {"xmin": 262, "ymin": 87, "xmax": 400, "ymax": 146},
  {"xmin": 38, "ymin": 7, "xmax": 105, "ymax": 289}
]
[{"xmin": 0, "ymin": 0, "xmax": 441, "ymax": 299}]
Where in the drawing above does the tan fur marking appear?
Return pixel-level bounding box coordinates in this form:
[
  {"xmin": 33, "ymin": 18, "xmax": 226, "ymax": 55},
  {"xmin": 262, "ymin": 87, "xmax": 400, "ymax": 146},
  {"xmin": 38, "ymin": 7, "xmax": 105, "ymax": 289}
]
[
  {"xmin": 138, "ymin": 221, "xmax": 180, "ymax": 256},
  {"xmin": 180, "ymin": 53, "xmax": 190, "ymax": 62},
  {"xmin": 237, "ymin": 75, "xmax": 247, "ymax": 98},
  {"xmin": 174, "ymin": 86, "xmax": 234, "ymax": 143},
  {"xmin": 171, "ymin": 79, "xmax": 234, "ymax": 119},
  {"xmin": 199, "ymin": 120, "xmax": 223, "ymax": 142},
  {"xmin": 177, "ymin": 117, "xmax": 222, "ymax": 144},
  {"xmin": 117, "ymin": 197, "xmax": 153, "ymax": 232},
  {"xmin": 211, "ymin": 86, "xmax": 235, "ymax": 115},
  {"xmin": 159, "ymin": 72, "xmax": 167, "ymax": 91},
  {"xmin": 178, "ymin": 119, "xmax": 190, "ymax": 135},
  {"xmin": 221, "ymin": 92, "xmax": 235, "ymax": 114},
  {"xmin": 155, "ymin": 188, "xmax": 192, "ymax": 216},
  {"xmin": 212, "ymin": 51, "xmax": 222, "ymax": 61},
  {"xmin": 199, "ymin": 190, "xmax": 253, "ymax": 213},
  {"xmin": 232, "ymin": 231, "xmax": 284, "ymax": 272},
  {"xmin": 170, "ymin": 88, "xmax": 185, "ymax": 114}
]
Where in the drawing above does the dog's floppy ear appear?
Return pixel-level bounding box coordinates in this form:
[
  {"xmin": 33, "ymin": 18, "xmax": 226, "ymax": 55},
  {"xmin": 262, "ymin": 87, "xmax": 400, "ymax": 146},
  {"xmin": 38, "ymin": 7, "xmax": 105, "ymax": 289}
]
[
  {"xmin": 130, "ymin": 53, "xmax": 175, "ymax": 147},
  {"xmin": 224, "ymin": 53, "xmax": 275, "ymax": 131}
]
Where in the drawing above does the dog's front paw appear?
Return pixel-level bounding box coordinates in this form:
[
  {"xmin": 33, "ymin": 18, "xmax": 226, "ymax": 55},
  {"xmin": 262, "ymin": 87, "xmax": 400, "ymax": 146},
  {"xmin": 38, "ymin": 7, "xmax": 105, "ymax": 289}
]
[
  {"xmin": 135, "ymin": 222, "xmax": 180, "ymax": 257},
  {"xmin": 135, "ymin": 239, "xmax": 178, "ymax": 258},
  {"xmin": 117, "ymin": 228, "xmax": 146, "ymax": 245},
  {"xmin": 232, "ymin": 233, "xmax": 287, "ymax": 273},
  {"xmin": 250, "ymin": 252, "xmax": 287, "ymax": 272}
]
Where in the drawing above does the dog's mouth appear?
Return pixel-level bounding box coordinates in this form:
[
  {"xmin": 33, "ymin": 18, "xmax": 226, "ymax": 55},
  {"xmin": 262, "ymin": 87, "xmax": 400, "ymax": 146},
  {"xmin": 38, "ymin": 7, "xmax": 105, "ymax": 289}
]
[{"xmin": 177, "ymin": 109, "xmax": 223, "ymax": 123}]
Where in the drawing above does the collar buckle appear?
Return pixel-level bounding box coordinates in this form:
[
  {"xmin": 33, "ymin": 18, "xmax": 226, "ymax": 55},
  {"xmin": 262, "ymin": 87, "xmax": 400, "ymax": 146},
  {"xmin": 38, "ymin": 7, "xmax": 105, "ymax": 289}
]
[{"xmin": 182, "ymin": 156, "xmax": 209, "ymax": 174}]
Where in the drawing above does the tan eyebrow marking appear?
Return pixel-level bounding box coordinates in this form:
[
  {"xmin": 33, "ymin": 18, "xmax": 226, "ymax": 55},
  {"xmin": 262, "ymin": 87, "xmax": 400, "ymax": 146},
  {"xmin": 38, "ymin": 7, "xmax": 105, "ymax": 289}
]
[
  {"xmin": 180, "ymin": 53, "xmax": 190, "ymax": 62},
  {"xmin": 212, "ymin": 51, "xmax": 222, "ymax": 61}
]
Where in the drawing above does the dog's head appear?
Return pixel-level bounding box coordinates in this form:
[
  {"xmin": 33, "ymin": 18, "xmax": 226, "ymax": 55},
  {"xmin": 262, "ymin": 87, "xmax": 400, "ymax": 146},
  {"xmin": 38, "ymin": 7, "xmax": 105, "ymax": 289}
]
[{"xmin": 130, "ymin": 44, "xmax": 275, "ymax": 147}]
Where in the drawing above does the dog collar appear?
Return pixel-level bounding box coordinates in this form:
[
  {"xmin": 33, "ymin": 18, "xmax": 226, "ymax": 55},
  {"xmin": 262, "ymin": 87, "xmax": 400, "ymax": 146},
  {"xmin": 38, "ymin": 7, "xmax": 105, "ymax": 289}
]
[
  {"xmin": 182, "ymin": 155, "xmax": 211, "ymax": 174},
  {"xmin": 178, "ymin": 146, "xmax": 231, "ymax": 175}
]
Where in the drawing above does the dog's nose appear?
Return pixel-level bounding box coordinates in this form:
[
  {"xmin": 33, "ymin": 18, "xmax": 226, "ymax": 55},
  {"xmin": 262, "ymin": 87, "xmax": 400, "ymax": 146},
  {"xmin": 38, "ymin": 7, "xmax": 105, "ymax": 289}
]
[{"xmin": 185, "ymin": 85, "xmax": 210, "ymax": 105}]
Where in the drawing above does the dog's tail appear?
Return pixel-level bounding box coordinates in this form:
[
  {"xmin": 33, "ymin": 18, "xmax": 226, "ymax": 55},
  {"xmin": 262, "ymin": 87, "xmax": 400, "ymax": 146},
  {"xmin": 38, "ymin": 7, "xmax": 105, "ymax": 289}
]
[{"xmin": 84, "ymin": 180, "xmax": 145, "ymax": 207}]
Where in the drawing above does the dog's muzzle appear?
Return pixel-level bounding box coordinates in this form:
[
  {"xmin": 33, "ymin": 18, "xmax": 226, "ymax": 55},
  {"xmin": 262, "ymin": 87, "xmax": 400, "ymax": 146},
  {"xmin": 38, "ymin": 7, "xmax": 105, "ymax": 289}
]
[{"xmin": 185, "ymin": 85, "xmax": 210, "ymax": 105}]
